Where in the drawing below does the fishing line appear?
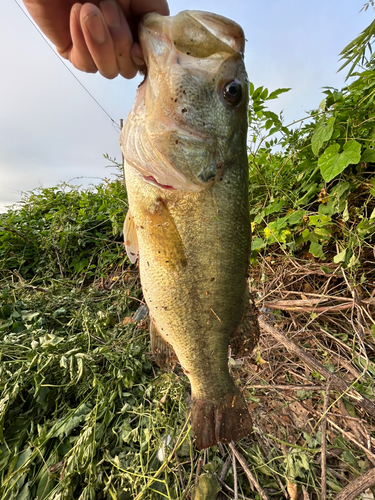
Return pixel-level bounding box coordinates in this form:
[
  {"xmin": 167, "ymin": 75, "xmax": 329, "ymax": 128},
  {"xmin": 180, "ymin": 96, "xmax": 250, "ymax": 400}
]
[{"xmin": 12, "ymin": 0, "xmax": 121, "ymax": 133}]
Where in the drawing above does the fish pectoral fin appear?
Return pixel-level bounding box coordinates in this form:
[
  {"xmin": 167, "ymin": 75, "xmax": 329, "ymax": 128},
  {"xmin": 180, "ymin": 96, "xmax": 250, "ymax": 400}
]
[
  {"xmin": 150, "ymin": 319, "xmax": 178, "ymax": 372},
  {"xmin": 144, "ymin": 198, "xmax": 187, "ymax": 268},
  {"xmin": 192, "ymin": 387, "xmax": 253, "ymax": 450},
  {"xmin": 229, "ymin": 290, "xmax": 260, "ymax": 358},
  {"xmin": 123, "ymin": 210, "xmax": 139, "ymax": 263}
]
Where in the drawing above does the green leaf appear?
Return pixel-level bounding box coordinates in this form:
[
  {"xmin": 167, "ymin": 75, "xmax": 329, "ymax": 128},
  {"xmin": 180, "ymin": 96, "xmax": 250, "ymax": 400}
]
[
  {"xmin": 360, "ymin": 146, "xmax": 375, "ymax": 163},
  {"xmin": 308, "ymin": 214, "xmax": 332, "ymax": 227},
  {"xmin": 267, "ymin": 88, "xmax": 291, "ymax": 100},
  {"xmin": 343, "ymin": 202, "xmax": 350, "ymax": 222},
  {"xmin": 357, "ymin": 218, "xmax": 375, "ymax": 238},
  {"xmin": 251, "ymin": 238, "xmax": 265, "ymax": 251},
  {"xmin": 309, "ymin": 242, "xmax": 324, "ymax": 258},
  {"xmin": 318, "ymin": 141, "xmax": 361, "ymax": 183},
  {"xmin": 311, "ymin": 117, "xmax": 335, "ymax": 156},
  {"xmin": 193, "ymin": 473, "xmax": 221, "ymax": 500},
  {"xmin": 370, "ymin": 178, "xmax": 375, "ymax": 197},
  {"xmin": 341, "ymin": 451, "xmax": 358, "ymax": 468},
  {"xmin": 50, "ymin": 403, "xmax": 92, "ymax": 438},
  {"xmin": 16, "ymin": 482, "xmax": 31, "ymax": 500},
  {"xmin": 36, "ymin": 468, "xmax": 55, "ymax": 500},
  {"xmin": 263, "ymin": 199, "xmax": 285, "ymax": 216},
  {"xmin": 286, "ymin": 210, "xmax": 307, "ymax": 225},
  {"xmin": 333, "ymin": 249, "xmax": 347, "ymax": 263}
]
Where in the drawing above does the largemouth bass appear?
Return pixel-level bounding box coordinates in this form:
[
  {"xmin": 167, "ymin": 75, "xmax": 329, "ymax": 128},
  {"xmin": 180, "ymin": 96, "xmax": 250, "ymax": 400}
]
[{"xmin": 120, "ymin": 10, "xmax": 259, "ymax": 449}]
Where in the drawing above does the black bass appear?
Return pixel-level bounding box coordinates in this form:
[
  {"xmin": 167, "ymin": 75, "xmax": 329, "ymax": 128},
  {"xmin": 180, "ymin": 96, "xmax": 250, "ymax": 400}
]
[{"xmin": 121, "ymin": 10, "xmax": 259, "ymax": 449}]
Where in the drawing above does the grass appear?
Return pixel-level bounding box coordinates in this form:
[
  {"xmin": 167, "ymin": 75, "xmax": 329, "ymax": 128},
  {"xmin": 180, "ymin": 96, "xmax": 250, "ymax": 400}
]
[{"xmin": 1, "ymin": 180, "xmax": 374, "ymax": 499}]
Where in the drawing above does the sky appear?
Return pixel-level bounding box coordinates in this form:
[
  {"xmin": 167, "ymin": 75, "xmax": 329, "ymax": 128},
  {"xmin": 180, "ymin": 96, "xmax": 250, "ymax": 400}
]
[{"xmin": 0, "ymin": 0, "xmax": 373, "ymax": 213}]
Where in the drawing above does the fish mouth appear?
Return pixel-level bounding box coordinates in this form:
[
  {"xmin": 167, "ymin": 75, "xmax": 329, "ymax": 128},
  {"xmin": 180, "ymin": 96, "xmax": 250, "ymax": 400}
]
[{"xmin": 139, "ymin": 11, "xmax": 245, "ymax": 63}]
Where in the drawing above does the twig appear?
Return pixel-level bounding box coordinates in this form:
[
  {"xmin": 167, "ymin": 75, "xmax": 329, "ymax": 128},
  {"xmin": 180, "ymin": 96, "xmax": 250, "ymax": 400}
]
[
  {"xmin": 253, "ymin": 434, "xmax": 288, "ymax": 498},
  {"xmin": 174, "ymin": 453, "xmax": 185, "ymax": 491},
  {"xmin": 337, "ymin": 399, "xmax": 366, "ymax": 445},
  {"xmin": 264, "ymin": 300, "xmax": 372, "ymax": 312},
  {"xmin": 327, "ymin": 418, "xmax": 375, "ymax": 462},
  {"xmin": 53, "ymin": 246, "xmax": 64, "ymax": 278},
  {"xmin": 195, "ymin": 455, "xmax": 204, "ymax": 486},
  {"xmin": 321, "ymin": 377, "xmax": 332, "ymax": 500},
  {"xmin": 302, "ymin": 485, "xmax": 311, "ymax": 500},
  {"xmin": 79, "ymin": 254, "xmax": 94, "ymax": 291},
  {"xmin": 23, "ymin": 285, "xmax": 51, "ymax": 293},
  {"xmin": 216, "ymin": 474, "xmax": 253, "ymax": 500},
  {"xmin": 218, "ymin": 442, "xmax": 226, "ymax": 457},
  {"xmin": 12, "ymin": 270, "xmax": 51, "ymax": 293},
  {"xmin": 229, "ymin": 442, "xmax": 270, "ymax": 500},
  {"xmin": 335, "ymin": 467, "xmax": 375, "ymax": 500},
  {"xmin": 220, "ymin": 455, "xmax": 232, "ymax": 482},
  {"xmin": 108, "ymin": 270, "xmax": 130, "ymax": 290},
  {"xmin": 233, "ymin": 450, "xmax": 238, "ymax": 500},
  {"xmin": 251, "ymin": 384, "xmax": 327, "ymax": 391},
  {"xmin": 259, "ymin": 318, "xmax": 375, "ymax": 418}
]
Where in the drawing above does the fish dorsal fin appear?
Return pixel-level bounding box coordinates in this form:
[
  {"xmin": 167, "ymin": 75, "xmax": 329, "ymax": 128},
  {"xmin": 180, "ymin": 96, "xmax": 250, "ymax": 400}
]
[
  {"xmin": 144, "ymin": 198, "xmax": 187, "ymax": 269},
  {"xmin": 123, "ymin": 210, "xmax": 139, "ymax": 263}
]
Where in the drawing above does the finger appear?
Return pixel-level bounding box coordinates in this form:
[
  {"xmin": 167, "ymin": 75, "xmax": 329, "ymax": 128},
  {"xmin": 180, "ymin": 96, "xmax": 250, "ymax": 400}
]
[
  {"xmin": 125, "ymin": 0, "xmax": 169, "ymax": 17},
  {"xmin": 80, "ymin": 2, "xmax": 119, "ymax": 79},
  {"xmin": 23, "ymin": 0, "xmax": 76, "ymax": 56},
  {"xmin": 100, "ymin": 0, "xmax": 137, "ymax": 79},
  {"xmin": 69, "ymin": 3, "xmax": 98, "ymax": 73}
]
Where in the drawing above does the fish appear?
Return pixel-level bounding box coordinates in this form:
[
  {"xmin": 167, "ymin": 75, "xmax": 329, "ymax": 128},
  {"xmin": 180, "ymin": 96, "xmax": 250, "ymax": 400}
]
[{"xmin": 120, "ymin": 10, "xmax": 259, "ymax": 450}]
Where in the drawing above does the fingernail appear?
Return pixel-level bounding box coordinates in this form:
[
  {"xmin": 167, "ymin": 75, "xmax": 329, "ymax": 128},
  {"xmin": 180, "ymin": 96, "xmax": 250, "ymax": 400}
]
[
  {"xmin": 131, "ymin": 43, "xmax": 145, "ymax": 66},
  {"xmin": 101, "ymin": 0, "xmax": 121, "ymax": 28},
  {"xmin": 132, "ymin": 55, "xmax": 145, "ymax": 66},
  {"xmin": 85, "ymin": 12, "xmax": 106, "ymax": 43}
]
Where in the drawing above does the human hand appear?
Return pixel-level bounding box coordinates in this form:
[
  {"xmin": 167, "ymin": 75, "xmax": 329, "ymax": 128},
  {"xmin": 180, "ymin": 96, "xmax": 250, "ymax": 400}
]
[{"xmin": 23, "ymin": 0, "xmax": 169, "ymax": 79}]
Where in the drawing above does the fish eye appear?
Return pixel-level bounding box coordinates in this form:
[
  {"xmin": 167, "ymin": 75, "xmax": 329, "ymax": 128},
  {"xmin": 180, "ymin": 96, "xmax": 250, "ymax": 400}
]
[{"xmin": 222, "ymin": 80, "xmax": 242, "ymax": 105}]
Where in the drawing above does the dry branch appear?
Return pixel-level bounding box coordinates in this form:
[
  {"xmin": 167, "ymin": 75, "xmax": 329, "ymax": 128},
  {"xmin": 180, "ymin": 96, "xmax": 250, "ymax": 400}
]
[
  {"xmin": 321, "ymin": 378, "xmax": 332, "ymax": 500},
  {"xmin": 258, "ymin": 318, "xmax": 375, "ymax": 418},
  {"xmin": 335, "ymin": 467, "xmax": 375, "ymax": 500},
  {"xmin": 229, "ymin": 442, "xmax": 270, "ymax": 500}
]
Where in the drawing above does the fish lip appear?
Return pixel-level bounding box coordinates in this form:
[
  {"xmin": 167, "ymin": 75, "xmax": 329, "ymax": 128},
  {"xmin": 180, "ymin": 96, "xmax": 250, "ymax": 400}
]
[
  {"xmin": 184, "ymin": 11, "xmax": 245, "ymax": 54},
  {"xmin": 138, "ymin": 13, "xmax": 169, "ymax": 68},
  {"xmin": 139, "ymin": 10, "xmax": 245, "ymax": 66}
]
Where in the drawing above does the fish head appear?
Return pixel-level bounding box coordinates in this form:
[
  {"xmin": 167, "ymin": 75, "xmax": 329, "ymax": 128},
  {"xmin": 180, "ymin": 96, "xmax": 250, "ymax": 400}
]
[{"xmin": 121, "ymin": 10, "xmax": 248, "ymax": 192}]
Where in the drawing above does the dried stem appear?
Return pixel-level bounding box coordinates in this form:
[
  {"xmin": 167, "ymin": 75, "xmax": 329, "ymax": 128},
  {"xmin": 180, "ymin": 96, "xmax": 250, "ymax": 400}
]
[
  {"xmin": 229, "ymin": 442, "xmax": 270, "ymax": 500},
  {"xmin": 321, "ymin": 377, "xmax": 332, "ymax": 500}
]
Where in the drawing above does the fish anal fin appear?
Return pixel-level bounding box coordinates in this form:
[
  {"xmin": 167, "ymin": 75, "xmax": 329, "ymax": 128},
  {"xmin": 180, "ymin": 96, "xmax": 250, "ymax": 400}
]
[
  {"xmin": 150, "ymin": 319, "xmax": 178, "ymax": 372},
  {"xmin": 192, "ymin": 388, "xmax": 252, "ymax": 450},
  {"xmin": 123, "ymin": 211, "xmax": 139, "ymax": 264},
  {"xmin": 230, "ymin": 291, "xmax": 260, "ymax": 358},
  {"xmin": 144, "ymin": 198, "xmax": 187, "ymax": 269}
]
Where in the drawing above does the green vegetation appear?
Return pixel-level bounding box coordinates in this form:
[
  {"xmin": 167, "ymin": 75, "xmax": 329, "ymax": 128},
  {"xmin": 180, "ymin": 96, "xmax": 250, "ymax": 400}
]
[
  {"xmin": 248, "ymin": 62, "xmax": 375, "ymax": 267},
  {"xmin": 1, "ymin": 21, "xmax": 375, "ymax": 500}
]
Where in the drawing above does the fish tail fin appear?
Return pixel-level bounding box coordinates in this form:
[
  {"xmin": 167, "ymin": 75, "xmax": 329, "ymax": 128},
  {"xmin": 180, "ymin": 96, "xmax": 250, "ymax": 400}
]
[{"xmin": 191, "ymin": 388, "xmax": 252, "ymax": 450}]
